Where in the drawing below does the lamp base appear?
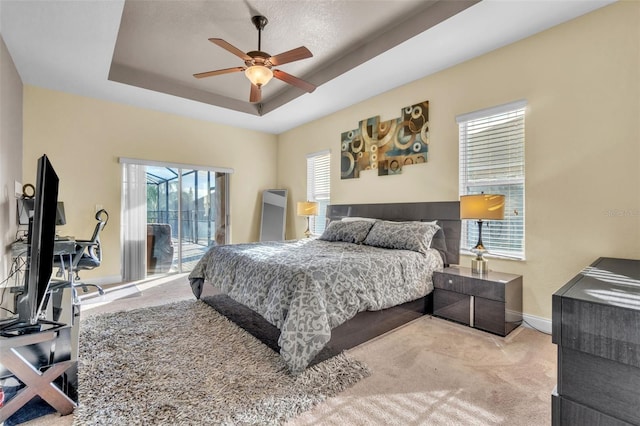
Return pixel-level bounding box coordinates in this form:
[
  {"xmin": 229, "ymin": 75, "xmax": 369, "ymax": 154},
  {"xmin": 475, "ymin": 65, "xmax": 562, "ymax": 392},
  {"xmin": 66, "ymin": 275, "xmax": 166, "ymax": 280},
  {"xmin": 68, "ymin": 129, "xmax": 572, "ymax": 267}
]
[
  {"xmin": 304, "ymin": 217, "xmax": 312, "ymax": 238},
  {"xmin": 471, "ymin": 257, "xmax": 488, "ymax": 274}
]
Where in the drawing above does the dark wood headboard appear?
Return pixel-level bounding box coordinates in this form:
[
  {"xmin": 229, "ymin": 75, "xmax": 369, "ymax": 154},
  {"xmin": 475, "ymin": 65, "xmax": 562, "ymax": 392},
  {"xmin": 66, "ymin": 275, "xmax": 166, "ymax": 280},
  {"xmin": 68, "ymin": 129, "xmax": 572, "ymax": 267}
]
[{"xmin": 326, "ymin": 201, "xmax": 460, "ymax": 266}]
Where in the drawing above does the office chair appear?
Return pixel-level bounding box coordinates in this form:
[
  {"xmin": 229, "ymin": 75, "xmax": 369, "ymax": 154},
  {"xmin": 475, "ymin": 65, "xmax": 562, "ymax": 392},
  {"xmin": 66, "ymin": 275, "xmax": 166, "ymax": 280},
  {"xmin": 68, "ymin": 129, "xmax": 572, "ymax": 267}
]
[{"xmin": 54, "ymin": 209, "xmax": 109, "ymax": 296}]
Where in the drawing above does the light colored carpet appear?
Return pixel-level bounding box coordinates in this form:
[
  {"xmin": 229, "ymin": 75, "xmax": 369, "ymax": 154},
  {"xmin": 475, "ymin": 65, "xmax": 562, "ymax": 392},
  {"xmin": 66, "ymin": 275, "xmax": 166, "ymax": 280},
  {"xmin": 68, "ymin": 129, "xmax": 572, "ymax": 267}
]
[
  {"xmin": 289, "ymin": 317, "xmax": 556, "ymax": 426},
  {"xmin": 74, "ymin": 299, "xmax": 370, "ymax": 425},
  {"xmin": 21, "ymin": 275, "xmax": 556, "ymax": 425}
]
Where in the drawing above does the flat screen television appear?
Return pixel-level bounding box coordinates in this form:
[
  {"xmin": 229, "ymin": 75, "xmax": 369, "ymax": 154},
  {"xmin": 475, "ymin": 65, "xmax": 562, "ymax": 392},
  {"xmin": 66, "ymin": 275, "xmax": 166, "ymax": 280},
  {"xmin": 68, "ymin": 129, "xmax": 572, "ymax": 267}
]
[{"xmin": 1, "ymin": 154, "xmax": 61, "ymax": 334}]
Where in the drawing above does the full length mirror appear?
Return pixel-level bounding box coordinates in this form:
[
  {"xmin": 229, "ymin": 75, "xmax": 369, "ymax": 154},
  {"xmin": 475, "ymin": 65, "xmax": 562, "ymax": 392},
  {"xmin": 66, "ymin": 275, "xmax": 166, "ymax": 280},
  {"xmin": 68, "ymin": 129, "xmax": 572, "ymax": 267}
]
[{"xmin": 259, "ymin": 189, "xmax": 287, "ymax": 241}]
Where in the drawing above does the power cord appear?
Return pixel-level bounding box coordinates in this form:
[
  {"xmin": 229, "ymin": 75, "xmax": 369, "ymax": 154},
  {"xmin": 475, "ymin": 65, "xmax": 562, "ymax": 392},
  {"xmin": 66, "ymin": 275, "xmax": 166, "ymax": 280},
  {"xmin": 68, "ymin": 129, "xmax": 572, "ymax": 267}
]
[{"xmin": 0, "ymin": 256, "xmax": 27, "ymax": 316}]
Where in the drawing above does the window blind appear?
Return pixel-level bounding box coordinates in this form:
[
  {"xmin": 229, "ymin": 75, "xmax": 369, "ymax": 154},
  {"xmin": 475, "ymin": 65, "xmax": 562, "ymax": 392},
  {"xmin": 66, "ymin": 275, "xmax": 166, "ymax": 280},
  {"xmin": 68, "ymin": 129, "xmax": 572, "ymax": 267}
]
[
  {"xmin": 306, "ymin": 151, "xmax": 331, "ymax": 235},
  {"xmin": 458, "ymin": 101, "xmax": 526, "ymax": 259}
]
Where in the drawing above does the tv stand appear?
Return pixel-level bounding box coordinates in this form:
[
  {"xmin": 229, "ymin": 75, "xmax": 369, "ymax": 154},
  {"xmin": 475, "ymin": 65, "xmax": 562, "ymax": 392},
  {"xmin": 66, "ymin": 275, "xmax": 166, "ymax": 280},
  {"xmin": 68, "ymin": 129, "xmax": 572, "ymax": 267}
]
[
  {"xmin": 0, "ymin": 329, "xmax": 76, "ymax": 421},
  {"xmin": 0, "ymin": 286, "xmax": 78, "ymax": 422}
]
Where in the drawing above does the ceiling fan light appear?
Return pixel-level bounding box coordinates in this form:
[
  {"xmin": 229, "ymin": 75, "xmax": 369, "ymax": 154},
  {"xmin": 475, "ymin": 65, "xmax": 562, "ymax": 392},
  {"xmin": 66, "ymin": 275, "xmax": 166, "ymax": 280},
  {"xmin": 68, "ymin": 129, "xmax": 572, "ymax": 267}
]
[{"xmin": 245, "ymin": 65, "xmax": 273, "ymax": 87}]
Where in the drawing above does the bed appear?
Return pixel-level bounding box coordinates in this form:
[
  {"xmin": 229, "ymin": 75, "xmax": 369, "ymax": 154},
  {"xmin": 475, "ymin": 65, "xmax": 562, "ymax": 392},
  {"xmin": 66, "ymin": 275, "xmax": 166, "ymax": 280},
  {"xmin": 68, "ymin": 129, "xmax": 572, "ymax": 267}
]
[{"xmin": 189, "ymin": 201, "xmax": 460, "ymax": 373}]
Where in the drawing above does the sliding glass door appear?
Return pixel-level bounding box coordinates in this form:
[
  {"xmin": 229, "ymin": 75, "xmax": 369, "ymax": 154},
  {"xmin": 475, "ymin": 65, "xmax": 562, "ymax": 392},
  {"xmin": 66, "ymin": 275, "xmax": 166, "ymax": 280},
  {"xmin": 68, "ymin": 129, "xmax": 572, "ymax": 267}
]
[{"xmin": 121, "ymin": 158, "xmax": 231, "ymax": 281}]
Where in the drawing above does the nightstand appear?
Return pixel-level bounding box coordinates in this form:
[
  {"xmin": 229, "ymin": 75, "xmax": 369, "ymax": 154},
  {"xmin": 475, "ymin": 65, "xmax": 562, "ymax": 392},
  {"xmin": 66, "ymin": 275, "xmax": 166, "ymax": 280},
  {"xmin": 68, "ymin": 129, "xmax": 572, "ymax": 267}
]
[{"xmin": 433, "ymin": 266, "xmax": 523, "ymax": 336}]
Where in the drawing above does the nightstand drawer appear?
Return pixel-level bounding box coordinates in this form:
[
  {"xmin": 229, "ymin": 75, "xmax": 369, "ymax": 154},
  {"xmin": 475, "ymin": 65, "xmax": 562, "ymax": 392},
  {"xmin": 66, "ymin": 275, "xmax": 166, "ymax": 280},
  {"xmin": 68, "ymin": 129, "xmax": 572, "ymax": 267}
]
[
  {"xmin": 474, "ymin": 297, "xmax": 506, "ymax": 335},
  {"xmin": 433, "ymin": 289, "xmax": 470, "ymax": 326},
  {"xmin": 434, "ymin": 270, "xmax": 509, "ymax": 302},
  {"xmin": 433, "ymin": 272, "xmax": 465, "ymax": 293}
]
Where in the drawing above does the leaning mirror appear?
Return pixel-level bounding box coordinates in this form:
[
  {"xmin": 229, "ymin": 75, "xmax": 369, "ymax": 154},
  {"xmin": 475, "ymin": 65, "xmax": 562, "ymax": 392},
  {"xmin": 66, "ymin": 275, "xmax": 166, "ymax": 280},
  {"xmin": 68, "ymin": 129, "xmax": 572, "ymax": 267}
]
[{"xmin": 259, "ymin": 189, "xmax": 287, "ymax": 241}]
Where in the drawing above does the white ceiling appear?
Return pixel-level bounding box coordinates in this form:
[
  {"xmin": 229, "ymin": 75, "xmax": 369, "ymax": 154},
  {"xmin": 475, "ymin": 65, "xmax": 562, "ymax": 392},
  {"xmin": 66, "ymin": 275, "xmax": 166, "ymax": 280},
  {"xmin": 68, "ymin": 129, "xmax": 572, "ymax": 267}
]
[{"xmin": 0, "ymin": 0, "xmax": 615, "ymax": 134}]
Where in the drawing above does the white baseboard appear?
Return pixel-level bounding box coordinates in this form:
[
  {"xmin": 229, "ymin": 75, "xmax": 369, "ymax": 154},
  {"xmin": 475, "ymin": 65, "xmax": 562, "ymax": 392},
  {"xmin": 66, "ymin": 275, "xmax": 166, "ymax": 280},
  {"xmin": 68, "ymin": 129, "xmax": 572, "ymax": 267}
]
[
  {"xmin": 522, "ymin": 313, "xmax": 552, "ymax": 335},
  {"xmin": 80, "ymin": 283, "xmax": 142, "ymax": 308},
  {"xmin": 77, "ymin": 274, "xmax": 122, "ymax": 286}
]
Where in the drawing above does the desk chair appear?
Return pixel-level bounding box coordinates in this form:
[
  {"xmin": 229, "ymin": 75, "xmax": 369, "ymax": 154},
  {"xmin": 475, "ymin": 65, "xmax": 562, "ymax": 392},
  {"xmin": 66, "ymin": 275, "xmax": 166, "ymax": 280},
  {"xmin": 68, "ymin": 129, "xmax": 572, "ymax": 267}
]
[{"xmin": 54, "ymin": 209, "xmax": 109, "ymax": 296}]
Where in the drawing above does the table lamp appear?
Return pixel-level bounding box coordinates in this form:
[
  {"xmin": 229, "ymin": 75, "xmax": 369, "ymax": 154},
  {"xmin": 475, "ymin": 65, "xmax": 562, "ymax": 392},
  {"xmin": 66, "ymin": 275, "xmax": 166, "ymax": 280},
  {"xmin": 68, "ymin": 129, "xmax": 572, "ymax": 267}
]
[
  {"xmin": 297, "ymin": 201, "xmax": 319, "ymax": 238},
  {"xmin": 460, "ymin": 194, "xmax": 505, "ymax": 274}
]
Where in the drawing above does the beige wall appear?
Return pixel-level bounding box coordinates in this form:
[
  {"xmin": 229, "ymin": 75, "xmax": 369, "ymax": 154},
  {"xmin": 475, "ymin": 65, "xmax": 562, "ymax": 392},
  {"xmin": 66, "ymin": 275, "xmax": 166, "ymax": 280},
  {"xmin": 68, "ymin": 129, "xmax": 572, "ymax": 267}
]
[
  {"xmin": 0, "ymin": 35, "xmax": 23, "ymax": 296},
  {"xmin": 277, "ymin": 1, "xmax": 640, "ymax": 320},
  {"xmin": 22, "ymin": 86, "xmax": 278, "ymax": 282}
]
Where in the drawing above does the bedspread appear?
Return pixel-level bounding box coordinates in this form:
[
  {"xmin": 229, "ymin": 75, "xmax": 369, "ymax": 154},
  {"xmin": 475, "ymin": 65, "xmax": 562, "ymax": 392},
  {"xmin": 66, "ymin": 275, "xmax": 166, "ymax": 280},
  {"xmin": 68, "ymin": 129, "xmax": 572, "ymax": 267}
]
[{"xmin": 188, "ymin": 238, "xmax": 443, "ymax": 373}]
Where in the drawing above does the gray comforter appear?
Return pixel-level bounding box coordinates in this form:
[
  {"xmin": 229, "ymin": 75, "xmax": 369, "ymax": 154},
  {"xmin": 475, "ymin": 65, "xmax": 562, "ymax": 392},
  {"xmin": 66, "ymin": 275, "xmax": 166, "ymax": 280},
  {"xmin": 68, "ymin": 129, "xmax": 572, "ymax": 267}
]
[{"xmin": 188, "ymin": 238, "xmax": 443, "ymax": 373}]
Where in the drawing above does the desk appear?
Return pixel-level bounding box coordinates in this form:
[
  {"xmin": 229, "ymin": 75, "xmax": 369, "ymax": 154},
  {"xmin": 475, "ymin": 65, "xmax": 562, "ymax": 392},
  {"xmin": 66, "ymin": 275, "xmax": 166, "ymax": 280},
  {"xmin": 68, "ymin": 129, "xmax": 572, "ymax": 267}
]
[
  {"xmin": 11, "ymin": 238, "xmax": 78, "ymax": 300},
  {"xmin": 11, "ymin": 238, "xmax": 76, "ymax": 281},
  {"xmin": 10, "ymin": 238, "xmax": 76, "ymax": 259}
]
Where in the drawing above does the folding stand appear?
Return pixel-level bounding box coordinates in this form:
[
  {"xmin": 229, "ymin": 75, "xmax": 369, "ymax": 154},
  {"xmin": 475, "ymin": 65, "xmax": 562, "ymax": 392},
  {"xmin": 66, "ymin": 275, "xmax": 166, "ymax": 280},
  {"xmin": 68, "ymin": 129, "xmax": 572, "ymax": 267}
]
[{"xmin": 0, "ymin": 329, "xmax": 76, "ymax": 422}]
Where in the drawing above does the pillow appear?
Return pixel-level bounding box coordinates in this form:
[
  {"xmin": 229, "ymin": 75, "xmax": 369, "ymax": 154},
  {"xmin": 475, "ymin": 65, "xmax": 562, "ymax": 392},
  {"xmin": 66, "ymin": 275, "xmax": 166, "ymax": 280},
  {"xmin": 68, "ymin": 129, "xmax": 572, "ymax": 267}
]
[
  {"xmin": 341, "ymin": 216, "xmax": 376, "ymax": 223},
  {"xmin": 319, "ymin": 220, "xmax": 374, "ymax": 244},
  {"xmin": 363, "ymin": 220, "xmax": 440, "ymax": 254},
  {"xmin": 422, "ymin": 219, "xmax": 448, "ymax": 263}
]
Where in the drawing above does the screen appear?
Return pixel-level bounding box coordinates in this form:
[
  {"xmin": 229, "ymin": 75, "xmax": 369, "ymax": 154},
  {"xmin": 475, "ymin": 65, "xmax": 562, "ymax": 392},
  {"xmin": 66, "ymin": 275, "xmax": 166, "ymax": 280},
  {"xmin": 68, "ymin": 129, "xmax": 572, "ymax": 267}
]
[
  {"xmin": 18, "ymin": 199, "xmax": 66, "ymax": 226},
  {"xmin": 24, "ymin": 154, "xmax": 60, "ymax": 325}
]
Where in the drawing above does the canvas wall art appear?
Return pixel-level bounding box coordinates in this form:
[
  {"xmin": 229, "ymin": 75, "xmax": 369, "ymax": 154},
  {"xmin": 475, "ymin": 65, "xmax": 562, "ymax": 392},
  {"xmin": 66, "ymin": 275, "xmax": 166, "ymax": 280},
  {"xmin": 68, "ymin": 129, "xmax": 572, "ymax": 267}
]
[{"xmin": 341, "ymin": 101, "xmax": 429, "ymax": 179}]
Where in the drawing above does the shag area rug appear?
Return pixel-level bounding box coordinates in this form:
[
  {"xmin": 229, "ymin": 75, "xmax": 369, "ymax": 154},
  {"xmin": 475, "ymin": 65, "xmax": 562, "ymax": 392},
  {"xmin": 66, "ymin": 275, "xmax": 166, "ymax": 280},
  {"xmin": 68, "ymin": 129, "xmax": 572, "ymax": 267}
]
[{"xmin": 74, "ymin": 300, "xmax": 370, "ymax": 425}]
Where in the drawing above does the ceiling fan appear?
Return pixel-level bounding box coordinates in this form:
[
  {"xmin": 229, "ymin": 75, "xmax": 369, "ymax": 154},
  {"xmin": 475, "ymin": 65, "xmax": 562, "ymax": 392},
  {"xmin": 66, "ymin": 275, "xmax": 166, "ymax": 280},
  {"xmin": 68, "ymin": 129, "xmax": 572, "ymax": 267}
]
[{"xmin": 194, "ymin": 15, "xmax": 316, "ymax": 104}]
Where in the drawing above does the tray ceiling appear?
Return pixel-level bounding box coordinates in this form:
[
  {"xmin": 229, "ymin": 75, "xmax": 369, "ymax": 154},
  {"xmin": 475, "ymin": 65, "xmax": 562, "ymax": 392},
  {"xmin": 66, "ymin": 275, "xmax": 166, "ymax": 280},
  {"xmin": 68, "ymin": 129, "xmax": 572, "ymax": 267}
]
[{"xmin": 0, "ymin": 0, "xmax": 615, "ymax": 134}]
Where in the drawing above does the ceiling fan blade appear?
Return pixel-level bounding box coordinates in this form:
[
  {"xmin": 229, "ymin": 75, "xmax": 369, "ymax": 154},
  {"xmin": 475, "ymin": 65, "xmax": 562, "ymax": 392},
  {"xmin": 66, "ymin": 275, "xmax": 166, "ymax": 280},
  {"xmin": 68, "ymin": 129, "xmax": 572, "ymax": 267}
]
[
  {"xmin": 249, "ymin": 83, "xmax": 261, "ymax": 103},
  {"xmin": 273, "ymin": 69, "xmax": 316, "ymax": 93},
  {"xmin": 193, "ymin": 67, "xmax": 245, "ymax": 79},
  {"xmin": 209, "ymin": 38, "xmax": 251, "ymax": 61},
  {"xmin": 268, "ymin": 46, "xmax": 313, "ymax": 66}
]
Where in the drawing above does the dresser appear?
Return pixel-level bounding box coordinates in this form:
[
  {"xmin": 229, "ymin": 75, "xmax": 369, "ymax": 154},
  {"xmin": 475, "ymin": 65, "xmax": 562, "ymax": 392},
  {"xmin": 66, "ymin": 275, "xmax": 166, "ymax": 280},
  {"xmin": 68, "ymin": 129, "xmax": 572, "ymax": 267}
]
[
  {"xmin": 433, "ymin": 266, "xmax": 523, "ymax": 336},
  {"xmin": 552, "ymin": 257, "xmax": 640, "ymax": 426}
]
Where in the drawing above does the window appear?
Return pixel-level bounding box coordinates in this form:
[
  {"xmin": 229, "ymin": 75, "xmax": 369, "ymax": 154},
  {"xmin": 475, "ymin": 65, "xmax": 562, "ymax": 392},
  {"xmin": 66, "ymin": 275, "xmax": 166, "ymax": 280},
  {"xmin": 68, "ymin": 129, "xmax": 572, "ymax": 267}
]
[
  {"xmin": 306, "ymin": 150, "xmax": 331, "ymax": 235},
  {"xmin": 457, "ymin": 100, "xmax": 526, "ymax": 259}
]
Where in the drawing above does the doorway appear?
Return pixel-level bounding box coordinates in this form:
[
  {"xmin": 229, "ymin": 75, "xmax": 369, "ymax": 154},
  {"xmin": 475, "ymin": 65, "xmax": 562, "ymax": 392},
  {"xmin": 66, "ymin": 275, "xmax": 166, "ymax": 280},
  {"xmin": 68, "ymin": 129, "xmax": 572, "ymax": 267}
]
[
  {"xmin": 121, "ymin": 159, "xmax": 231, "ymax": 282},
  {"xmin": 145, "ymin": 166, "xmax": 228, "ymax": 275}
]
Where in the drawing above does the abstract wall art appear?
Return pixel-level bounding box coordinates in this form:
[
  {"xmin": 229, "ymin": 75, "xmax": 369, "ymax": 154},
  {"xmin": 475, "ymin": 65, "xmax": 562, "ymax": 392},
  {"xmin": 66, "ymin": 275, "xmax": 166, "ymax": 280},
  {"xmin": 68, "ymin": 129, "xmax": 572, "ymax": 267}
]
[{"xmin": 341, "ymin": 101, "xmax": 429, "ymax": 179}]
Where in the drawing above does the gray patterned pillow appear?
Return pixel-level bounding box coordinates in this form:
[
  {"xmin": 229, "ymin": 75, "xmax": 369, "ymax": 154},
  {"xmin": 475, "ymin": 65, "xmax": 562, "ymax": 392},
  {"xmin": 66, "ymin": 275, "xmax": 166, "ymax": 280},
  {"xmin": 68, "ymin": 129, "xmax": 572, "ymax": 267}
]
[
  {"xmin": 318, "ymin": 220, "xmax": 374, "ymax": 244},
  {"xmin": 363, "ymin": 220, "xmax": 441, "ymax": 254}
]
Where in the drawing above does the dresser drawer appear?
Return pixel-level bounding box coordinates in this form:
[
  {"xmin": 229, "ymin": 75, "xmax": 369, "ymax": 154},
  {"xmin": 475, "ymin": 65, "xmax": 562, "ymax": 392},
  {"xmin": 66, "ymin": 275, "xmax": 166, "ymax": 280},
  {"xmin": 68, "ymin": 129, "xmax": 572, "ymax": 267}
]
[
  {"xmin": 558, "ymin": 346, "xmax": 640, "ymax": 425},
  {"xmin": 552, "ymin": 393, "xmax": 633, "ymax": 426}
]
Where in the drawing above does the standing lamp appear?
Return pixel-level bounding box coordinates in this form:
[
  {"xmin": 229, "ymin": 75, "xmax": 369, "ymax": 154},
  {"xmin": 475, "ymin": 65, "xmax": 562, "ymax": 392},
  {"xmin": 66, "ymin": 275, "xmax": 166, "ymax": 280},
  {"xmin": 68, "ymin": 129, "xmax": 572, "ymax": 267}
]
[
  {"xmin": 297, "ymin": 201, "xmax": 319, "ymax": 238},
  {"xmin": 460, "ymin": 194, "xmax": 505, "ymax": 274}
]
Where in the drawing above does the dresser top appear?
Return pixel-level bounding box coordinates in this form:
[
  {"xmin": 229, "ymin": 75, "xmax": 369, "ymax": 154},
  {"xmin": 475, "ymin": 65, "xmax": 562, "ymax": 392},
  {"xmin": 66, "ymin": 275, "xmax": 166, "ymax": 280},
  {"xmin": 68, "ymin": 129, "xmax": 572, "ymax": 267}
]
[{"xmin": 555, "ymin": 257, "xmax": 640, "ymax": 310}]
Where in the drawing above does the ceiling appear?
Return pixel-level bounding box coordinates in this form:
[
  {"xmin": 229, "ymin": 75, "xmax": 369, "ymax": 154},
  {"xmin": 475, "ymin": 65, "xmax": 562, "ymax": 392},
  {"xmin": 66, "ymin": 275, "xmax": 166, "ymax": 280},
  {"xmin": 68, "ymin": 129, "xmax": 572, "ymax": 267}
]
[{"xmin": 0, "ymin": 0, "xmax": 614, "ymax": 134}]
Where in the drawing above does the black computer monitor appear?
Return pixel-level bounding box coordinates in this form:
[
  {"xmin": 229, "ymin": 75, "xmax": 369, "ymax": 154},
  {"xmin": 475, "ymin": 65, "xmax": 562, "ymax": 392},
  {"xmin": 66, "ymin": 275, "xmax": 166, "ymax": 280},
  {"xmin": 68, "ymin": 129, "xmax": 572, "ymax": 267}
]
[
  {"xmin": 2, "ymin": 154, "xmax": 60, "ymax": 333},
  {"xmin": 18, "ymin": 199, "xmax": 65, "ymax": 226}
]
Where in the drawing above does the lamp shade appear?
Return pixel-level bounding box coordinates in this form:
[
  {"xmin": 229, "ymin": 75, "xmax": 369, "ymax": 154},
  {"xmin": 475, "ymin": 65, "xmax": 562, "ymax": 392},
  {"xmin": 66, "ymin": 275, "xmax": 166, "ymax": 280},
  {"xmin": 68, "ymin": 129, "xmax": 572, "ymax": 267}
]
[
  {"xmin": 297, "ymin": 201, "xmax": 318, "ymax": 217},
  {"xmin": 460, "ymin": 194, "xmax": 505, "ymax": 220},
  {"xmin": 245, "ymin": 65, "xmax": 273, "ymax": 87}
]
